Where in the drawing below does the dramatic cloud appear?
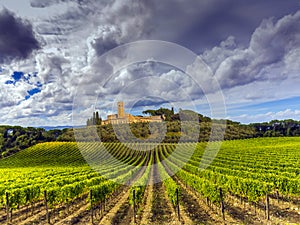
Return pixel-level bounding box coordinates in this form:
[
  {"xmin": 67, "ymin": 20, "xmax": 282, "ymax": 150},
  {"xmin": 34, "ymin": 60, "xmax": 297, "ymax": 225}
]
[
  {"xmin": 0, "ymin": 0, "xmax": 300, "ymax": 125},
  {"xmin": 35, "ymin": 53, "xmax": 70, "ymax": 84},
  {"xmin": 202, "ymin": 36, "xmax": 238, "ymax": 73},
  {"xmin": 0, "ymin": 9, "xmax": 40, "ymax": 63},
  {"xmin": 201, "ymin": 11, "xmax": 300, "ymax": 90},
  {"xmin": 88, "ymin": 0, "xmax": 153, "ymax": 57},
  {"xmin": 146, "ymin": 0, "xmax": 299, "ymax": 51}
]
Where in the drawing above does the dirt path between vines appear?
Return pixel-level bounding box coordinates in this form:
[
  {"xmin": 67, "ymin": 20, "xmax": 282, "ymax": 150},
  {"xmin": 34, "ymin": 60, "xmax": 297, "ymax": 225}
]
[
  {"xmin": 16, "ymin": 194, "xmax": 87, "ymax": 225},
  {"xmin": 0, "ymin": 201, "xmax": 44, "ymax": 223},
  {"xmin": 227, "ymin": 193, "xmax": 300, "ymax": 225},
  {"xmin": 160, "ymin": 156, "xmax": 238, "ymax": 225},
  {"xmin": 98, "ymin": 188, "xmax": 133, "ymax": 225},
  {"xmin": 97, "ymin": 161, "xmax": 149, "ymax": 225},
  {"xmin": 147, "ymin": 156, "xmax": 180, "ymax": 225},
  {"xmin": 139, "ymin": 162, "xmax": 155, "ymax": 225}
]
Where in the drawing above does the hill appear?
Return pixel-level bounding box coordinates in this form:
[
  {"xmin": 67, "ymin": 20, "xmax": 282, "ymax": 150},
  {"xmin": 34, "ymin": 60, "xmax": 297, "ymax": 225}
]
[{"xmin": 0, "ymin": 142, "xmax": 86, "ymax": 168}]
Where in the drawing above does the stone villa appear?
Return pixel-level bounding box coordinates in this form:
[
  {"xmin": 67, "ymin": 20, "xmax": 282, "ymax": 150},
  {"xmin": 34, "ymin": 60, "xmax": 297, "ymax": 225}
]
[{"xmin": 101, "ymin": 102, "xmax": 163, "ymax": 125}]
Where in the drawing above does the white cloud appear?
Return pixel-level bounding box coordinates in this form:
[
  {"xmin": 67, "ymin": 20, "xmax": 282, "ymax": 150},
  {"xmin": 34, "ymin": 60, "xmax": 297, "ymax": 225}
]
[
  {"xmin": 201, "ymin": 11, "xmax": 300, "ymax": 90},
  {"xmin": 202, "ymin": 36, "xmax": 238, "ymax": 73}
]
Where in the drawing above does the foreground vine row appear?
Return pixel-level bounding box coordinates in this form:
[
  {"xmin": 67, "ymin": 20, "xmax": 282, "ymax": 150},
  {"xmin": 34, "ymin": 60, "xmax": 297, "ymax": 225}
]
[{"xmin": 0, "ymin": 137, "xmax": 300, "ymax": 224}]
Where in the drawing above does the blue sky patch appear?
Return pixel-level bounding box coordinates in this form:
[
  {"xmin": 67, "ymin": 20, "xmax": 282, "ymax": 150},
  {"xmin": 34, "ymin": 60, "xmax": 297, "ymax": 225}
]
[
  {"xmin": 227, "ymin": 96, "xmax": 300, "ymax": 117},
  {"xmin": 27, "ymin": 88, "xmax": 41, "ymax": 96},
  {"xmin": 5, "ymin": 71, "xmax": 25, "ymax": 85},
  {"xmin": 12, "ymin": 71, "xmax": 24, "ymax": 82},
  {"xmin": 25, "ymin": 88, "xmax": 41, "ymax": 100},
  {"xmin": 5, "ymin": 80, "xmax": 14, "ymax": 85}
]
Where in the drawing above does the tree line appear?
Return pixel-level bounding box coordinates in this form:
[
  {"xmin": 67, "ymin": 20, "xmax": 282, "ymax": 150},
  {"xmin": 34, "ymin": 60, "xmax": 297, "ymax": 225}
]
[
  {"xmin": 0, "ymin": 126, "xmax": 62, "ymax": 158},
  {"xmin": 86, "ymin": 112, "xmax": 101, "ymax": 126},
  {"xmin": 251, "ymin": 119, "xmax": 300, "ymax": 137},
  {"xmin": 1, "ymin": 108, "xmax": 300, "ymax": 158}
]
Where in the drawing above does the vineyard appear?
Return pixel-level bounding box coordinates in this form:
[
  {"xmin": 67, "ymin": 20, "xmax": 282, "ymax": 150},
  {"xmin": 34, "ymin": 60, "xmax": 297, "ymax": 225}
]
[{"xmin": 1, "ymin": 137, "xmax": 300, "ymax": 224}]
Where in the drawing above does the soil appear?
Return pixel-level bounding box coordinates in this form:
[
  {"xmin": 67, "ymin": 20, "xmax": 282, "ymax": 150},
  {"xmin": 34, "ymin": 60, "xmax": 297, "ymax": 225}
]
[
  {"xmin": 139, "ymin": 163, "xmax": 155, "ymax": 225},
  {"xmin": 227, "ymin": 193, "xmax": 300, "ymax": 225}
]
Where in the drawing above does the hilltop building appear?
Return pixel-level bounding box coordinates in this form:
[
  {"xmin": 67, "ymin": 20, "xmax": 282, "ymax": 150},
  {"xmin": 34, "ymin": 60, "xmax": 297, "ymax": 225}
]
[{"xmin": 101, "ymin": 102, "xmax": 163, "ymax": 125}]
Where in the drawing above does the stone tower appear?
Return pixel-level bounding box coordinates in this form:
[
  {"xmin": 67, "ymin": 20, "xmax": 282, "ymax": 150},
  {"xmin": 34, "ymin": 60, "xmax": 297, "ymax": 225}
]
[{"xmin": 117, "ymin": 101, "xmax": 125, "ymax": 118}]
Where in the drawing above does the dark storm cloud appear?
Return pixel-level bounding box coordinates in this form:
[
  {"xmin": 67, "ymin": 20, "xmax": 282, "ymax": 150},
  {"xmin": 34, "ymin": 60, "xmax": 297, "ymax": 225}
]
[
  {"xmin": 27, "ymin": 0, "xmax": 300, "ymax": 93},
  {"xmin": 85, "ymin": 0, "xmax": 300, "ymax": 60},
  {"xmin": 148, "ymin": 0, "xmax": 300, "ymax": 52},
  {"xmin": 0, "ymin": 9, "xmax": 40, "ymax": 63},
  {"xmin": 92, "ymin": 28, "xmax": 120, "ymax": 56},
  {"xmin": 27, "ymin": 0, "xmax": 300, "ymax": 56},
  {"xmin": 30, "ymin": 0, "xmax": 299, "ymax": 57},
  {"xmin": 90, "ymin": 0, "xmax": 154, "ymax": 56}
]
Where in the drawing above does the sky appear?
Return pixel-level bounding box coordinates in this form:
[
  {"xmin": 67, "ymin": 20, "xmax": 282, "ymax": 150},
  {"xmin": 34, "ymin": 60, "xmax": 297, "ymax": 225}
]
[{"xmin": 0, "ymin": 0, "xmax": 300, "ymax": 126}]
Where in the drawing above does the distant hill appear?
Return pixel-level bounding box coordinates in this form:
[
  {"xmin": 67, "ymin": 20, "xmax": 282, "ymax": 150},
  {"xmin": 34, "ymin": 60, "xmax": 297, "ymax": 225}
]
[
  {"xmin": 39, "ymin": 125, "xmax": 84, "ymax": 131},
  {"xmin": 39, "ymin": 125, "xmax": 73, "ymax": 131},
  {"xmin": 0, "ymin": 142, "xmax": 86, "ymax": 168}
]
